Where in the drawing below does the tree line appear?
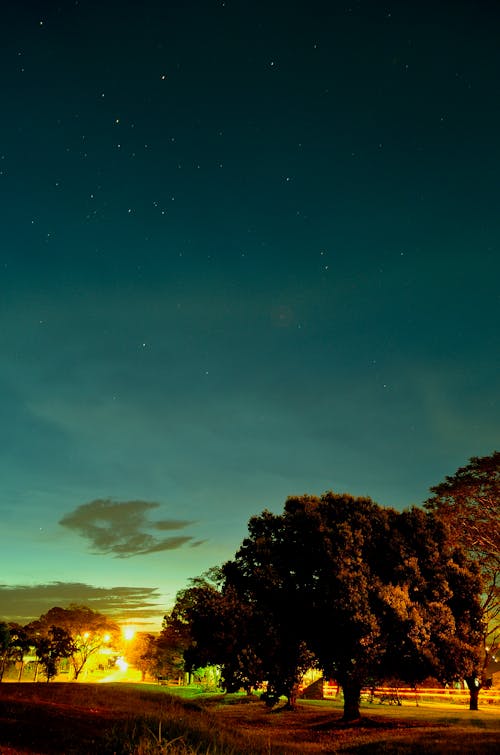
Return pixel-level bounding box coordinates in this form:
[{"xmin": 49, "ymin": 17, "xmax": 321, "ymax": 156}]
[
  {"xmin": 1, "ymin": 452, "xmax": 498, "ymax": 722},
  {"xmin": 0, "ymin": 605, "xmax": 120, "ymax": 682}
]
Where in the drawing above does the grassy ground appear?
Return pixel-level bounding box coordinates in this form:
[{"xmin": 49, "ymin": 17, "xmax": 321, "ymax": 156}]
[{"xmin": 0, "ymin": 683, "xmax": 499, "ymax": 754}]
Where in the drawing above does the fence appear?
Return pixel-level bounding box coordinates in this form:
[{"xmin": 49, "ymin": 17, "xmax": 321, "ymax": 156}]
[{"xmin": 321, "ymin": 681, "xmax": 500, "ymax": 706}]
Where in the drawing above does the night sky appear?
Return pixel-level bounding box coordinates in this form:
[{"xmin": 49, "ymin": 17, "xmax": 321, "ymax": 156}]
[{"xmin": 1, "ymin": 0, "xmax": 499, "ymax": 630}]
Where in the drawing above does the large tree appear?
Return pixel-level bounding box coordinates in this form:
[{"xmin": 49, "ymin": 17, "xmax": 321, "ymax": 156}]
[
  {"xmin": 169, "ymin": 493, "xmax": 482, "ymax": 720},
  {"xmin": 220, "ymin": 494, "xmax": 482, "ymax": 721},
  {"xmin": 28, "ymin": 605, "xmax": 119, "ymax": 680},
  {"xmin": 425, "ymin": 451, "xmax": 500, "ymax": 708}
]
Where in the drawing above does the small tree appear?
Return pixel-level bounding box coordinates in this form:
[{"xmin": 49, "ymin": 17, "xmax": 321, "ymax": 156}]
[
  {"xmin": 167, "ymin": 574, "xmax": 268, "ymax": 694},
  {"xmin": 2, "ymin": 624, "xmax": 31, "ymax": 681},
  {"xmin": 32, "ymin": 625, "xmax": 75, "ymax": 682},
  {"xmin": 0, "ymin": 622, "xmax": 10, "ymax": 681},
  {"xmin": 167, "ymin": 576, "xmax": 230, "ymax": 688},
  {"xmin": 126, "ymin": 633, "xmax": 161, "ymax": 681},
  {"xmin": 155, "ymin": 622, "xmax": 187, "ymax": 682}
]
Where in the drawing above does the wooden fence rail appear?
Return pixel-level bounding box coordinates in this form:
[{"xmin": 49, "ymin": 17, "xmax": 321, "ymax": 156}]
[{"xmin": 320, "ymin": 683, "xmax": 500, "ymax": 705}]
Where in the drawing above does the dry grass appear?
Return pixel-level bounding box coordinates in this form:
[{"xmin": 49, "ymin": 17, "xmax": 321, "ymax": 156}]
[
  {"xmin": 0, "ymin": 683, "xmax": 255, "ymax": 754},
  {"xmin": 0, "ymin": 683, "xmax": 499, "ymax": 754}
]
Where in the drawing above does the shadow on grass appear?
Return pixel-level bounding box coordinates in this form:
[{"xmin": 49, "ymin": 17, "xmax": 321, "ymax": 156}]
[{"xmin": 308, "ymin": 715, "xmax": 427, "ymax": 732}]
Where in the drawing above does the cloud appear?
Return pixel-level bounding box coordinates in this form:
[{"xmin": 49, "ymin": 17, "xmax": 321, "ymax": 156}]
[
  {"xmin": 59, "ymin": 499, "xmax": 196, "ymax": 557},
  {"xmin": 0, "ymin": 581, "xmax": 164, "ymax": 625}
]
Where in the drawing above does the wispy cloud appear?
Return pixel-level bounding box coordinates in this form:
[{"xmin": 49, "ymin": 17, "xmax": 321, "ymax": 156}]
[
  {"xmin": 59, "ymin": 499, "xmax": 198, "ymax": 557},
  {"xmin": 0, "ymin": 581, "xmax": 164, "ymax": 625}
]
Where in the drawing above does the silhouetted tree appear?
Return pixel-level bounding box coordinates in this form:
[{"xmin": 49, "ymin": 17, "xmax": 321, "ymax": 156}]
[
  {"xmin": 32, "ymin": 625, "xmax": 75, "ymax": 682},
  {"xmin": 167, "ymin": 576, "xmax": 230, "ymax": 686},
  {"xmin": 220, "ymin": 494, "xmax": 482, "ymax": 721},
  {"xmin": 126, "ymin": 633, "xmax": 161, "ymax": 681},
  {"xmin": 28, "ymin": 605, "xmax": 119, "ymax": 679},
  {"xmin": 221, "ymin": 515, "xmax": 318, "ymax": 707},
  {"xmin": 286, "ymin": 494, "xmax": 482, "ymax": 720},
  {"xmin": 0, "ymin": 622, "xmax": 10, "ymax": 681},
  {"xmin": 167, "ymin": 574, "xmax": 269, "ymax": 695},
  {"xmin": 1, "ymin": 623, "xmax": 31, "ymax": 681},
  {"xmin": 170, "ymin": 493, "xmax": 482, "ymax": 721},
  {"xmin": 425, "ymin": 451, "xmax": 500, "ymax": 709}
]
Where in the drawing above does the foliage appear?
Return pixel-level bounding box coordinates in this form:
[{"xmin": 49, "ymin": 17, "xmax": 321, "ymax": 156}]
[
  {"xmin": 221, "ymin": 514, "xmax": 319, "ymax": 706},
  {"xmin": 425, "ymin": 451, "xmax": 500, "ymax": 704},
  {"xmin": 0, "ymin": 622, "xmax": 32, "ymax": 682},
  {"xmin": 245, "ymin": 495, "xmax": 481, "ymax": 719},
  {"xmin": 32, "ymin": 625, "xmax": 75, "ymax": 681},
  {"xmin": 168, "ymin": 570, "xmax": 311, "ymax": 699},
  {"xmin": 0, "ymin": 622, "xmax": 10, "ymax": 681},
  {"xmin": 27, "ymin": 604, "xmax": 120, "ymax": 679},
  {"xmin": 157, "ymin": 612, "xmax": 191, "ymax": 680},
  {"xmin": 425, "ymin": 451, "xmax": 499, "ymax": 568},
  {"xmin": 176, "ymin": 493, "xmax": 482, "ymax": 721},
  {"xmin": 127, "ymin": 632, "xmax": 165, "ymax": 681},
  {"xmin": 166, "ymin": 575, "xmax": 230, "ymax": 688},
  {"xmin": 1, "ymin": 623, "xmax": 31, "ymax": 681}
]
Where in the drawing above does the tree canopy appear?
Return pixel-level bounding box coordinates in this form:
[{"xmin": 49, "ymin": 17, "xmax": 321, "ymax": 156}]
[
  {"xmin": 27, "ymin": 605, "xmax": 119, "ymax": 680},
  {"xmin": 0, "ymin": 623, "xmax": 31, "ymax": 682},
  {"xmin": 32, "ymin": 625, "xmax": 75, "ymax": 682},
  {"xmin": 126, "ymin": 632, "xmax": 162, "ymax": 682},
  {"xmin": 0, "ymin": 622, "xmax": 10, "ymax": 682},
  {"xmin": 171, "ymin": 492, "xmax": 483, "ymax": 720},
  {"xmin": 165, "ymin": 575, "xmax": 240, "ymax": 689},
  {"xmin": 425, "ymin": 451, "xmax": 499, "ymax": 568},
  {"xmin": 425, "ymin": 451, "xmax": 500, "ymax": 705}
]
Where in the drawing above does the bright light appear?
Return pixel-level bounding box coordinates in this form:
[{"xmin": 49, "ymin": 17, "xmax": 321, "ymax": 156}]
[
  {"xmin": 103, "ymin": 633, "xmax": 111, "ymax": 643},
  {"xmin": 83, "ymin": 632, "xmax": 90, "ymax": 639},
  {"xmin": 116, "ymin": 657, "xmax": 129, "ymax": 671},
  {"xmin": 123, "ymin": 627, "xmax": 135, "ymax": 641}
]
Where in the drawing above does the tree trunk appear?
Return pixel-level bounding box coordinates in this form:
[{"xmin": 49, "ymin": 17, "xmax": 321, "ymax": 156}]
[
  {"xmin": 465, "ymin": 675, "xmax": 481, "ymax": 711},
  {"xmin": 469, "ymin": 688, "xmax": 479, "ymax": 711},
  {"xmin": 285, "ymin": 684, "xmax": 298, "ymax": 710},
  {"xmin": 342, "ymin": 681, "xmax": 361, "ymax": 722}
]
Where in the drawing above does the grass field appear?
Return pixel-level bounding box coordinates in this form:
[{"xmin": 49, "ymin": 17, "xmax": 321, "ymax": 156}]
[{"xmin": 0, "ymin": 682, "xmax": 499, "ymax": 754}]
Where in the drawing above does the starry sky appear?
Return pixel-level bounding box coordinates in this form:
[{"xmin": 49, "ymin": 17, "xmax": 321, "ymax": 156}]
[{"xmin": 1, "ymin": 0, "xmax": 499, "ymax": 630}]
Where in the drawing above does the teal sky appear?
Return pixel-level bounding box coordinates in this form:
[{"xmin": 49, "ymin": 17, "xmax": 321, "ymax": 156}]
[{"xmin": 1, "ymin": 0, "xmax": 498, "ymax": 630}]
